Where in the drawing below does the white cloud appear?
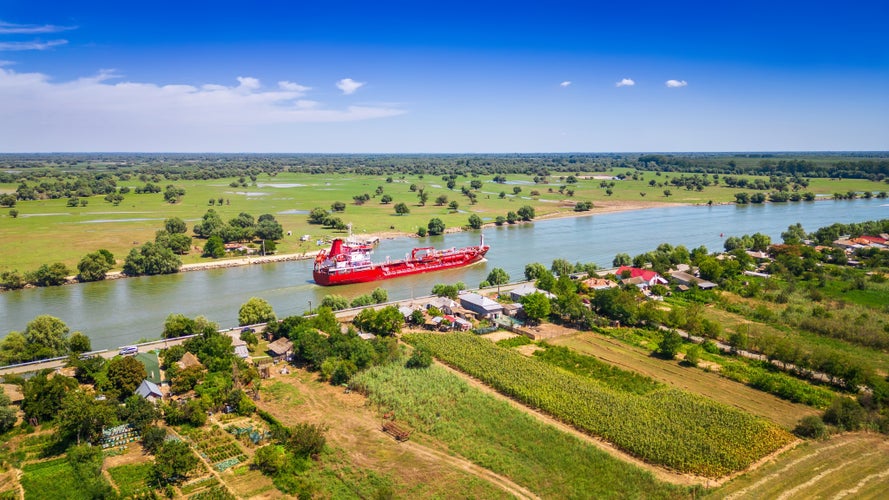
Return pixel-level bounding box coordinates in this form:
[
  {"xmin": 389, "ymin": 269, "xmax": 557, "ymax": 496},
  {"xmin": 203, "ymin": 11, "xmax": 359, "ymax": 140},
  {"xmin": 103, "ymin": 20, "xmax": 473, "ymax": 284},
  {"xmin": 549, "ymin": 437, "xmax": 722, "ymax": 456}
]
[
  {"xmin": 0, "ymin": 39, "xmax": 67, "ymax": 51},
  {"xmin": 336, "ymin": 78, "xmax": 365, "ymax": 95},
  {"xmin": 615, "ymin": 78, "xmax": 635, "ymax": 87},
  {"xmin": 665, "ymin": 79, "xmax": 688, "ymax": 88},
  {"xmin": 0, "ymin": 68, "xmax": 405, "ymax": 151},
  {"xmin": 0, "ymin": 20, "xmax": 76, "ymax": 34},
  {"xmin": 278, "ymin": 80, "xmax": 310, "ymax": 95},
  {"xmin": 0, "ymin": 60, "xmax": 13, "ymax": 66},
  {"xmin": 560, "ymin": 81, "xmax": 572, "ymax": 87}
]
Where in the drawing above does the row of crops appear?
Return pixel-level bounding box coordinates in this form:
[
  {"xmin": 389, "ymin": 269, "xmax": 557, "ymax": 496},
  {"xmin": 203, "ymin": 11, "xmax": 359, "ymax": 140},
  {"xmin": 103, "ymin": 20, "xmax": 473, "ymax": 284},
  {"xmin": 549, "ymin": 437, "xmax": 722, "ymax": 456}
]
[
  {"xmin": 180, "ymin": 426, "xmax": 247, "ymax": 472},
  {"xmin": 404, "ymin": 333, "xmax": 794, "ymax": 477}
]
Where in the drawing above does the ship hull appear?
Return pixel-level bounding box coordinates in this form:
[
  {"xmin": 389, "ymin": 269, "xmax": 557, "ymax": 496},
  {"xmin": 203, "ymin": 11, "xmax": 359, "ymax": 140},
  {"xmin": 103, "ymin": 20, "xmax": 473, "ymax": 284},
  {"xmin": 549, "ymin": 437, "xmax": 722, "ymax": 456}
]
[{"xmin": 313, "ymin": 247, "xmax": 488, "ymax": 286}]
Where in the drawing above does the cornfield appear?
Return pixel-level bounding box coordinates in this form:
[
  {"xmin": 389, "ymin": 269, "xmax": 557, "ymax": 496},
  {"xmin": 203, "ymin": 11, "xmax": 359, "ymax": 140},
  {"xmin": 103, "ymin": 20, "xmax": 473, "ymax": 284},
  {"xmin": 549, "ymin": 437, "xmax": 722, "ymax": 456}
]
[{"xmin": 404, "ymin": 332, "xmax": 793, "ymax": 478}]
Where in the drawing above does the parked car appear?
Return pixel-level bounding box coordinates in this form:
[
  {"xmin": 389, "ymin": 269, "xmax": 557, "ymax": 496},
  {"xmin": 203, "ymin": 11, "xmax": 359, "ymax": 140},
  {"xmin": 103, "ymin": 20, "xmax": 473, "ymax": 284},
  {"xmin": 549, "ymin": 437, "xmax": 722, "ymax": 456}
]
[{"xmin": 118, "ymin": 345, "xmax": 138, "ymax": 356}]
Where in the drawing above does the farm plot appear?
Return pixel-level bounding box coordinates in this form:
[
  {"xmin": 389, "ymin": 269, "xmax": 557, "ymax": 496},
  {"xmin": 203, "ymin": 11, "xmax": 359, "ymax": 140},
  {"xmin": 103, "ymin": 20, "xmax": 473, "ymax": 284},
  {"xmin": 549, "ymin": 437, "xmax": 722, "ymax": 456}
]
[
  {"xmin": 21, "ymin": 458, "xmax": 101, "ymax": 500},
  {"xmin": 179, "ymin": 426, "xmax": 248, "ymax": 472},
  {"xmin": 107, "ymin": 463, "xmax": 153, "ymax": 498},
  {"xmin": 351, "ymin": 363, "xmax": 690, "ymax": 499},
  {"xmin": 711, "ymin": 433, "xmax": 889, "ymax": 499},
  {"xmin": 405, "ymin": 332, "xmax": 794, "ymax": 478}
]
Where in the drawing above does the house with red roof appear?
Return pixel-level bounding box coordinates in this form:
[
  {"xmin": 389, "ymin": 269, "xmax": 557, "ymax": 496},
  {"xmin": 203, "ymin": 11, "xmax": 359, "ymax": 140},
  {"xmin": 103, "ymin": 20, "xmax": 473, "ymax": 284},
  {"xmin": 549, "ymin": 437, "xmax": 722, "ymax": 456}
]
[{"xmin": 615, "ymin": 266, "xmax": 668, "ymax": 288}]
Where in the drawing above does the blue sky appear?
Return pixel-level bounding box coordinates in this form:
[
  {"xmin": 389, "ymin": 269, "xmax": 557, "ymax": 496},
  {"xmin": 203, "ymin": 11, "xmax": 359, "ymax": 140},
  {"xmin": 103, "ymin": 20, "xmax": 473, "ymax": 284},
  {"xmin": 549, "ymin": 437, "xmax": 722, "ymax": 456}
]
[{"xmin": 0, "ymin": 0, "xmax": 887, "ymax": 152}]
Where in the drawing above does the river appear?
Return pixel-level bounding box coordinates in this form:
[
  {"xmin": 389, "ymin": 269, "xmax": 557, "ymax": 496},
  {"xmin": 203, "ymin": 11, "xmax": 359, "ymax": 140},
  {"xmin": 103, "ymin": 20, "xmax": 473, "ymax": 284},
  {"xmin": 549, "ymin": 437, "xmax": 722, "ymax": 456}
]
[{"xmin": 2, "ymin": 198, "xmax": 887, "ymax": 349}]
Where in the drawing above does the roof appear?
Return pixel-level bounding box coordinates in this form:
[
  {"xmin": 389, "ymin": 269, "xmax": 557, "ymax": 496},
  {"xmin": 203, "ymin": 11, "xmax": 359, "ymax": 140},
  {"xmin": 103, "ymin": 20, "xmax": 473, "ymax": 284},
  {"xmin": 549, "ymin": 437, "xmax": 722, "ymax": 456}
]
[
  {"xmin": 136, "ymin": 379, "xmax": 163, "ymax": 399},
  {"xmin": 459, "ymin": 292, "xmax": 503, "ymax": 312},
  {"xmin": 233, "ymin": 345, "xmax": 250, "ymax": 359},
  {"xmin": 267, "ymin": 337, "xmax": 293, "ymax": 356},
  {"xmin": 510, "ymin": 284, "xmax": 556, "ymax": 299},
  {"xmin": 616, "ymin": 266, "xmax": 665, "ymax": 283},
  {"xmin": 669, "ymin": 270, "xmax": 717, "ymax": 289},
  {"xmin": 177, "ymin": 352, "xmax": 203, "ymax": 370},
  {"xmin": 582, "ymin": 277, "xmax": 617, "ymax": 290},
  {"xmin": 398, "ymin": 306, "xmax": 415, "ymax": 317},
  {"xmin": 358, "ymin": 332, "xmax": 376, "ymax": 340}
]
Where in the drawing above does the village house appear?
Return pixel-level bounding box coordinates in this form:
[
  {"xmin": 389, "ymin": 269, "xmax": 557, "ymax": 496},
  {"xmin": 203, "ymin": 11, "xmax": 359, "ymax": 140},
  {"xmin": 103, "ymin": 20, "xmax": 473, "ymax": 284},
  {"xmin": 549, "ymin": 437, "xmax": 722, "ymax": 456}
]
[
  {"xmin": 177, "ymin": 352, "xmax": 203, "ymax": 371},
  {"xmin": 509, "ymin": 283, "xmax": 556, "ymax": 302},
  {"xmin": 581, "ymin": 277, "xmax": 618, "ymax": 290},
  {"xmin": 267, "ymin": 337, "xmax": 293, "ymax": 362},
  {"xmin": 135, "ymin": 379, "xmax": 164, "ymax": 402},
  {"xmin": 668, "ymin": 270, "xmax": 718, "ymax": 290},
  {"xmin": 459, "ymin": 292, "xmax": 503, "ymax": 320},
  {"xmin": 615, "ymin": 266, "xmax": 668, "ymax": 289}
]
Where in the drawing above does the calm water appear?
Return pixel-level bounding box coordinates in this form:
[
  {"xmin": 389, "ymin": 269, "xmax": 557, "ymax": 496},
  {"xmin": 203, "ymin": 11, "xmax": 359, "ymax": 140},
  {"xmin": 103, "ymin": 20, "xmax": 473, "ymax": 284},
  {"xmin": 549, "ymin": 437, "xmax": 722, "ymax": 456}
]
[{"xmin": 2, "ymin": 199, "xmax": 887, "ymax": 349}]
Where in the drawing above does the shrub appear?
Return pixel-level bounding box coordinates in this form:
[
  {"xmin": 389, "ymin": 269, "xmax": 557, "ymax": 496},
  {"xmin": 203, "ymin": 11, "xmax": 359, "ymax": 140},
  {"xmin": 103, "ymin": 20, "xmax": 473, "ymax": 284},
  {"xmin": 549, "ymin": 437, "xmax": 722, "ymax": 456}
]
[
  {"xmin": 406, "ymin": 346, "xmax": 433, "ymax": 368},
  {"xmin": 793, "ymin": 415, "xmax": 827, "ymax": 439}
]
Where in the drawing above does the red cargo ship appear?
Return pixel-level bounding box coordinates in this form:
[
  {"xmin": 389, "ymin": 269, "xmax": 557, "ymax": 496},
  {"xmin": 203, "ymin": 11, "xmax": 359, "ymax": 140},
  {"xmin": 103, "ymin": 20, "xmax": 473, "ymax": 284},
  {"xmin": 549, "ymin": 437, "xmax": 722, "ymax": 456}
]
[{"xmin": 313, "ymin": 236, "xmax": 489, "ymax": 286}]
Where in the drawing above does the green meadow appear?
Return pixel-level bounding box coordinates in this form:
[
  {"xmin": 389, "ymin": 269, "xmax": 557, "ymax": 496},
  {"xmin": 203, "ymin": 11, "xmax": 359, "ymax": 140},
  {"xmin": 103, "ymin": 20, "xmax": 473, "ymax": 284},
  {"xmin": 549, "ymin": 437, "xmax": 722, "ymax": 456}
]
[{"xmin": 1, "ymin": 169, "xmax": 886, "ymax": 272}]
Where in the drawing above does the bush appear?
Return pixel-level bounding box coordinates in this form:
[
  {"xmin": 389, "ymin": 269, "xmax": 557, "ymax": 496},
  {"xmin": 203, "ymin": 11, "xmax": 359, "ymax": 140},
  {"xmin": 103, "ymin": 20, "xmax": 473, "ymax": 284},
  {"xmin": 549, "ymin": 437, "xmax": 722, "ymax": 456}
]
[
  {"xmin": 406, "ymin": 346, "xmax": 433, "ymax": 368},
  {"xmin": 793, "ymin": 415, "xmax": 827, "ymax": 439},
  {"xmin": 684, "ymin": 345, "xmax": 702, "ymax": 367},
  {"xmin": 285, "ymin": 423, "xmax": 327, "ymax": 458},
  {"xmin": 823, "ymin": 397, "xmax": 865, "ymax": 431},
  {"xmin": 142, "ymin": 426, "xmax": 167, "ymax": 454},
  {"xmin": 657, "ymin": 330, "xmax": 683, "ymax": 359}
]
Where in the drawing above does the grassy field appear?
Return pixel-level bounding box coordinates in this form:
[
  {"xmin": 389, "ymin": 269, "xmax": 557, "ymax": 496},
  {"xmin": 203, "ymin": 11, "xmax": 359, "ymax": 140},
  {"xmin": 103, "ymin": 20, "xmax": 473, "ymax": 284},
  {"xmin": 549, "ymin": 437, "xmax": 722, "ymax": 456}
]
[
  {"xmin": 20, "ymin": 458, "xmax": 102, "ymax": 500},
  {"xmin": 2, "ymin": 169, "xmax": 886, "ymax": 272},
  {"xmin": 351, "ymin": 362, "xmax": 691, "ymax": 498},
  {"xmin": 406, "ymin": 332, "xmax": 794, "ymax": 477},
  {"xmin": 710, "ymin": 433, "xmax": 889, "ymax": 499}
]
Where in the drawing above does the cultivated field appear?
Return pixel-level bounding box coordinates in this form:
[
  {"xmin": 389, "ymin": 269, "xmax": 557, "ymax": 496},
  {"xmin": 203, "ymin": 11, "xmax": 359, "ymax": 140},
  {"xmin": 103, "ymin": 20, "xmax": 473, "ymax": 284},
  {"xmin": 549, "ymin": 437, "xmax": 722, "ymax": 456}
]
[{"xmin": 547, "ymin": 328, "xmax": 820, "ymax": 428}]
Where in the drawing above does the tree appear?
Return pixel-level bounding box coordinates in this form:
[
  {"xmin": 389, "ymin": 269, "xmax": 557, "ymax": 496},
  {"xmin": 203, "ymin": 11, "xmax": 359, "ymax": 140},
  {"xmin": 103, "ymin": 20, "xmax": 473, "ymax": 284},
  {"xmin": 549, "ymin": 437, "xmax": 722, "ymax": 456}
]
[
  {"xmin": 372, "ymin": 306, "xmax": 405, "ymax": 336},
  {"xmin": 256, "ymin": 218, "xmax": 284, "ymax": 241},
  {"xmin": 417, "ymin": 190, "xmax": 429, "ymax": 206},
  {"xmin": 657, "ymin": 330, "xmax": 683, "ymax": 359},
  {"xmin": 141, "ymin": 426, "xmax": 167, "ymax": 454},
  {"xmin": 612, "ymin": 253, "xmax": 632, "ymax": 267},
  {"xmin": 394, "ymin": 202, "xmax": 410, "ymax": 215},
  {"xmin": 331, "ymin": 201, "xmax": 346, "ymax": 212},
  {"xmin": 406, "ymin": 346, "xmax": 433, "ymax": 368},
  {"xmin": 371, "ymin": 287, "xmax": 388, "ymax": 303},
  {"xmin": 163, "ymin": 313, "xmax": 196, "ymax": 338},
  {"xmin": 58, "ymin": 390, "xmax": 116, "ymax": 444},
  {"xmin": 124, "ymin": 242, "xmax": 181, "ymax": 276},
  {"xmin": 77, "ymin": 251, "xmax": 114, "ymax": 281},
  {"xmin": 663, "ymin": 189, "xmax": 672, "ymax": 198},
  {"xmin": 0, "ymin": 194, "xmax": 15, "ymax": 207},
  {"xmin": 163, "ymin": 185, "xmax": 185, "ymax": 203},
  {"xmin": 427, "ymin": 217, "xmax": 445, "ymax": 235},
  {"xmin": 550, "ymin": 258, "xmax": 573, "ymax": 277},
  {"xmin": 68, "ymin": 332, "xmax": 92, "ymax": 353},
  {"xmin": 684, "ymin": 345, "xmax": 702, "ymax": 367},
  {"xmin": 781, "ymin": 223, "xmax": 807, "ymax": 245},
  {"xmin": 22, "ymin": 372, "xmax": 78, "ymax": 423},
  {"xmin": 320, "ymin": 294, "xmax": 350, "ymax": 311},
  {"xmin": 495, "ymin": 216, "xmax": 506, "ymax": 226},
  {"xmin": 468, "ymin": 214, "xmax": 483, "ymax": 229},
  {"xmin": 380, "ymin": 194, "xmax": 393, "ymax": 204},
  {"xmin": 485, "ymin": 268, "xmax": 510, "ymax": 286},
  {"xmin": 193, "ymin": 209, "xmax": 225, "ymax": 237},
  {"xmin": 164, "ymin": 217, "xmax": 187, "ymax": 234},
  {"xmin": 522, "ymin": 292, "xmax": 551, "ymax": 324},
  {"xmin": 24, "ymin": 315, "xmax": 70, "ymax": 358},
  {"xmin": 524, "ymin": 262, "xmax": 547, "ymax": 280},
  {"xmin": 152, "ymin": 440, "xmax": 199, "ymax": 485},
  {"xmin": 254, "ymin": 444, "xmax": 289, "ymax": 475},
  {"xmin": 436, "ymin": 194, "xmax": 448, "ymax": 206},
  {"xmin": 203, "ymin": 235, "xmax": 225, "ymax": 258},
  {"xmin": 107, "ymin": 356, "xmax": 147, "ymax": 398},
  {"xmin": 8, "ymin": 209, "xmax": 17, "ymax": 218},
  {"xmin": 308, "ymin": 207, "xmax": 328, "ymax": 224},
  {"xmin": 121, "ymin": 394, "xmax": 160, "ymax": 432},
  {"xmin": 516, "ymin": 205, "xmax": 535, "ymax": 221},
  {"xmin": 28, "ymin": 262, "xmax": 70, "ymax": 286},
  {"xmin": 239, "ymin": 297, "xmax": 276, "ymax": 326}
]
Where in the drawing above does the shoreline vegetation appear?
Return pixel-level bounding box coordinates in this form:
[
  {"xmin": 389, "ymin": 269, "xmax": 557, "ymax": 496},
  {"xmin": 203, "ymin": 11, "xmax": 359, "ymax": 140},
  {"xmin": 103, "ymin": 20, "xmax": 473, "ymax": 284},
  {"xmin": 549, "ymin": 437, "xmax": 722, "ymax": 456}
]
[{"xmin": 3, "ymin": 199, "xmax": 682, "ymax": 291}]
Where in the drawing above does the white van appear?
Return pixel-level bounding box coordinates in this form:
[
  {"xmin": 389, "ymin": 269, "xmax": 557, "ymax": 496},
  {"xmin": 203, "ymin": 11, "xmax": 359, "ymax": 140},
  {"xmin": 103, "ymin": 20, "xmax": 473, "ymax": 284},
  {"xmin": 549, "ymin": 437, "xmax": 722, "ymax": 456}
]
[{"xmin": 118, "ymin": 345, "xmax": 138, "ymax": 356}]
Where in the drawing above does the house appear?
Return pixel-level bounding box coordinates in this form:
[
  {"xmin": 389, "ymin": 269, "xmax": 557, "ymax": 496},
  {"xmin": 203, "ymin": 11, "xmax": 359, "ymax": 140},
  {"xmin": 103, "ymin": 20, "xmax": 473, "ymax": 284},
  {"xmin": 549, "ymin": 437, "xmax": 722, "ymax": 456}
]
[
  {"xmin": 582, "ymin": 277, "xmax": 618, "ymax": 290},
  {"xmin": 459, "ymin": 292, "xmax": 503, "ymax": 319},
  {"xmin": 425, "ymin": 297, "xmax": 458, "ymax": 316},
  {"xmin": 452, "ymin": 317, "xmax": 472, "ymax": 332},
  {"xmin": 509, "ymin": 283, "xmax": 556, "ymax": 302},
  {"xmin": 177, "ymin": 352, "xmax": 203, "ymax": 371},
  {"xmin": 745, "ymin": 250, "xmax": 771, "ymax": 260},
  {"xmin": 615, "ymin": 266, "xmax": 668, "ymax": 288},
  {"xmin": 233, "ymin": 345, "xmax": 250, "ymax": 359},
  {"xmin": 135, "ymin": 379, "xmax": 163, "ymax": 402},
  {"xmin": 668, "ymin": 270, "xmax": 717, "ymax": 290},
  {"xmin": 225, "ymin": 331, "xmax": 250, "ymax": 358},
  {"xmin": 398, "ymin": 306, "xmax": 416, "ymax": 321},
  {"xmin": 267, "ymin": 337, "xmax": 293, "ymax": 362},
  {"xmin": 502, "ymin": 302, "xmax": 523, "ymax": 318}
]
